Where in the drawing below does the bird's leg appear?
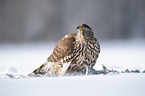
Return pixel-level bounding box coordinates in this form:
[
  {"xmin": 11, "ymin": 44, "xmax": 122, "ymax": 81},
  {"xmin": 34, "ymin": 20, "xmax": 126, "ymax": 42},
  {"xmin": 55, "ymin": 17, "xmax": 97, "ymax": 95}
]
[
  {"xmin": 83, "ymin": 61, "xmax": 89, "ymax": 75},
  {"xmin": 85, "ymin": 65, "xmax": 89, "ymax": 75}
]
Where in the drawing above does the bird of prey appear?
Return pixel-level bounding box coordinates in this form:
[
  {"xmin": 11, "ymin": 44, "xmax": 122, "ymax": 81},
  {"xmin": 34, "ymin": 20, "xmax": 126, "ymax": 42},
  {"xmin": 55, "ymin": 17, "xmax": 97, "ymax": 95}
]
[{"xmin": 28, "ymin": 24, "xmax": 100, "ymax": 77}]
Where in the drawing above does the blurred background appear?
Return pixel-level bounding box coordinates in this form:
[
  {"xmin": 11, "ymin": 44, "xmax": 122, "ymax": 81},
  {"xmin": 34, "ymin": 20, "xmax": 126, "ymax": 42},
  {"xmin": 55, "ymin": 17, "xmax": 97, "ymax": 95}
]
[
  {"xmin": 0, "ymin": 0, "xmax": 145, "ymax": 75},
  {"xmin": 0, "ymin": 0, "xmax": 145, "ymax": 43}
]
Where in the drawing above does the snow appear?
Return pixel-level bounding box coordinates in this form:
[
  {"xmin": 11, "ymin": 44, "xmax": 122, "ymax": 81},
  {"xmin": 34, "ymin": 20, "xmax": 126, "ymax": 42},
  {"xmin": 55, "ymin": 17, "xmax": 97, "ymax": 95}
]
[
  {"xmin": 0, "ymin": 40, "xmax": 145, "ymax": 96},
  {"xmin": 0, "ymin": 74, "xmax": 145, "ymax": 96}
]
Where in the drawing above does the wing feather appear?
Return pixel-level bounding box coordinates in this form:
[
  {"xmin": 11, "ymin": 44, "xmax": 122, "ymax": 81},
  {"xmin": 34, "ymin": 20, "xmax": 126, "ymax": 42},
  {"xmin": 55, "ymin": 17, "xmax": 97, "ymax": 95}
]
[{"xmin": 48, "ymin": 33, "xmax": 76, "ymax": 62}]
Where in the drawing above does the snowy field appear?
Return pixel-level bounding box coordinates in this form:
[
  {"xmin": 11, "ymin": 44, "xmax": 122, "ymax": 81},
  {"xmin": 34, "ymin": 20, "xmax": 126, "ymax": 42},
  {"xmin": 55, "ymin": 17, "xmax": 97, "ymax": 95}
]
[
  {"xmin": 0, "ymin": 74, "xmax": 145, "ymax": 96},
  {"xmin": 0, "ymin": 40, "xmax": 145, "ymax": 96}
]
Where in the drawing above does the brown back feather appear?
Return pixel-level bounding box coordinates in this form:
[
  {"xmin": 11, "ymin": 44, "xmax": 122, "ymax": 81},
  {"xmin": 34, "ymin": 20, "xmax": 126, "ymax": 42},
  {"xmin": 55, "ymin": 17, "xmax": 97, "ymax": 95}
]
[{"xmin": 48, "ymin": 33, "xmax": 76, "ymax": 62}]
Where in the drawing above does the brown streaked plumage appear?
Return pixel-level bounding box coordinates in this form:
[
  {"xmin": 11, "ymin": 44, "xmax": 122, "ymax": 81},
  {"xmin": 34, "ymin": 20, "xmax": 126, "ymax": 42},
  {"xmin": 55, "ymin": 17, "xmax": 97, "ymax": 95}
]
[
  {"xmin": 28, "ymin": 24, "xmax": 100, "ymax": 77},
  {"xmin": 48, "ymin": 33, "xmax": 76, "ymax": 62}
]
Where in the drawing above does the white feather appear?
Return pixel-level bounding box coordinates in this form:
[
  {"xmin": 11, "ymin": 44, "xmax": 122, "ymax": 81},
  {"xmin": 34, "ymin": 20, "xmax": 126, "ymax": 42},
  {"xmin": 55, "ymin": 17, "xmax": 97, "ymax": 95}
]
[{"xmin": 60, "ymin": 62, "xmax": 71, "ymax": 76}]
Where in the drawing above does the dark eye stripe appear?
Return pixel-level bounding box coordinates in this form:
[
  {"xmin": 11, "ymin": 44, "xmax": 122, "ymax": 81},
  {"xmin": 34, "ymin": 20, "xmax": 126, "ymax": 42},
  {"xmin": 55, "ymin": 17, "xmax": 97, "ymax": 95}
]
[{"xmin": 82, "ymin": 24, "xmax": 91, "ymax": 30}]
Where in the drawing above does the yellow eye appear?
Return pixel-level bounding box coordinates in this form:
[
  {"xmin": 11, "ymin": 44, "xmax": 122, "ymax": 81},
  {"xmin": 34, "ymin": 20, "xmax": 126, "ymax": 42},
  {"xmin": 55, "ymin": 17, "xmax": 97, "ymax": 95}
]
[{"xmin": 85, "ymin": 29, "xmax": 88, "ymax": 31}]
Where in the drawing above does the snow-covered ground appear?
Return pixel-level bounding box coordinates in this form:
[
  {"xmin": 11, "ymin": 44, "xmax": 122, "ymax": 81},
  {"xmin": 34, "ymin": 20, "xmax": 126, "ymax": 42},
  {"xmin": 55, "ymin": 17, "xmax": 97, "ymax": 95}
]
[
  {"xmin": 0, "ymin": 74, "xmax": 145, "ymax": 96},
  {"xmin": 0, "ymin": 40, "xmax": 145, "ymax": 96}
]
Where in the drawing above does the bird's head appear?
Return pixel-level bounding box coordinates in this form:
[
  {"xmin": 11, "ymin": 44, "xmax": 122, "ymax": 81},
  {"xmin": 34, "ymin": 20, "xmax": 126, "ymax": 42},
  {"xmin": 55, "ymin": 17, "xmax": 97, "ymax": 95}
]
[{"xmin": 76, "ymin": 24, "xmax": 94, "ymax": 41}]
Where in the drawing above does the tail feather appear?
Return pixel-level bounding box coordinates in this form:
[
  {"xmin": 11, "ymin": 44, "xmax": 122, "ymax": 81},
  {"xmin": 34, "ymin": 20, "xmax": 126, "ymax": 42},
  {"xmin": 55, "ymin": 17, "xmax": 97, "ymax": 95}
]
[
  {"xmin": 28, "ymin": 61, "xmax": 52, "ymax": 77},
  {"xmin": 28, "ymin": 61, "xmax": 63, "ymax": 77}
]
